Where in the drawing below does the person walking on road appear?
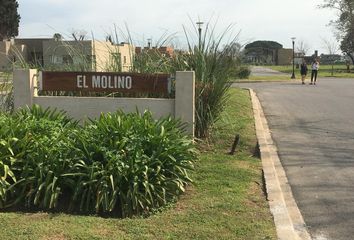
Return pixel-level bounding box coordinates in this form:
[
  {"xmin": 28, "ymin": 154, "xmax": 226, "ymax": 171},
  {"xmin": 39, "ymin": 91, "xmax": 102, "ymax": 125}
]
[
  {"xmin": 300, "ymin": 60, "xmax": 308, "ymax": 85},
  {"xmin": 310, "ymin": 59, "xmax": 319, "ymax": 85}
]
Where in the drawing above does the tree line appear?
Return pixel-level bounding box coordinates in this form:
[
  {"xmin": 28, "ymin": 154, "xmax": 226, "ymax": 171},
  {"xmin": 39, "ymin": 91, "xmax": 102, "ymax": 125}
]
[
  {"xmin": 321, "ymin": 0, "xmax": 354, "ymax": 64},
  {"xmin": 0, "ymin": 0, "xmax": 20, "ymax": 41}
]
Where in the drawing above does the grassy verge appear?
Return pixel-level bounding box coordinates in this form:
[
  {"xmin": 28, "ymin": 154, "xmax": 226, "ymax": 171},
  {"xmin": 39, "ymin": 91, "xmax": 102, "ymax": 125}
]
[
  {"xmin": 268, "ymin": 64, "xmax": 354, "ymax": 78},
  {"xmin": 0, "ymin": 88, "xmax": 276, "ymax": 240}
]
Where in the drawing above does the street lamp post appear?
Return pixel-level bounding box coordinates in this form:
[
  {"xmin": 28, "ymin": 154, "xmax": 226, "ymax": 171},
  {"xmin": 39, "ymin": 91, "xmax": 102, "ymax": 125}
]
[
  {"xmin": 196, "ymin": 21, "xmax": 204, "ymax": 49},
  {"xmin": 147, "ymin": 38, "xmax": 152, "ymax": 49},
  {"xmin": 291, "ymin": 37, "xmax": 296, "ymax": 79}
]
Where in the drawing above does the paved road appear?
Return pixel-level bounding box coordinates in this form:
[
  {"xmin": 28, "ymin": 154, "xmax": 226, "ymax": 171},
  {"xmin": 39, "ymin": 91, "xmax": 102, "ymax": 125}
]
[{"xmin": 234, "ymin": 78, "xmax": 354, "ymax": 240}]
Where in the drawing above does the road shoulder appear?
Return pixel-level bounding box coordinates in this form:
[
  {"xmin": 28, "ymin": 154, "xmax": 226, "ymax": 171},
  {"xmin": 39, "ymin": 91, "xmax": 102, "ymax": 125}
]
[{"xmin": 249, "ymin": 88, "xmax": 311, "ymax": 240}]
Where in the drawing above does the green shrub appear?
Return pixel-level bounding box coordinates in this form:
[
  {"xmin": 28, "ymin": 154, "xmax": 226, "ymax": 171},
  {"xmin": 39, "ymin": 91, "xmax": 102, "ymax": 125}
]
[
  {"xmin": 235, "ymin": 66, "xmax": 251, "ymax": 79},
  {"xmin": 0, "ymin": 105, "xmax": 79, "ymax": 210},
  {"xmin": 0, "ymin": 106, "xmax": 196, "ymax": 217},
  {"xmin": 70, "ymin": 111, "xmax": 196, "ymax": 216}
]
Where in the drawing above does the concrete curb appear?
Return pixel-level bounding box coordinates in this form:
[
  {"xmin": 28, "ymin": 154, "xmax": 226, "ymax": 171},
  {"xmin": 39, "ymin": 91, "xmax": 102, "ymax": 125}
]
[{"xmin": 249, "ymin": 88, "xmax": 312, "ymax": 240}]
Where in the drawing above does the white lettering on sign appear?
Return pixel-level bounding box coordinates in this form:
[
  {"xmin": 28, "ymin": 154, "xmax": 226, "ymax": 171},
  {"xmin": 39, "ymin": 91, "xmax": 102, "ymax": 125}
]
[
  {"xmin": 92, "ymin": 76, "xmax": 101, "ymax": 88},
  {"xmin": 101, "ymin": 76, "xmax": 108, "ymax": 88},
  {"xmin": 125, "ymin": 76, "xmax": 132, "ymax": 89},
  {"xmin": 77, "ymin": 75, "xmax": 88, "ymax": 88},
  {"xmin": 89, "ymin": 75, "xmax": 133, "ymax": 89}
]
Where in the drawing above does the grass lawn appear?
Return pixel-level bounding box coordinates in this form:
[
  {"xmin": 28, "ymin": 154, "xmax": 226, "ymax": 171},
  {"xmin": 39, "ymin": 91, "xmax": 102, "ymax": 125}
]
[
  {"xmin": 268, "ymin": 64, "xmax": 354, "ymax": 78},
  {"xmin": 0, "ymin": 88, "xmax": 276, "ymax": 240}
]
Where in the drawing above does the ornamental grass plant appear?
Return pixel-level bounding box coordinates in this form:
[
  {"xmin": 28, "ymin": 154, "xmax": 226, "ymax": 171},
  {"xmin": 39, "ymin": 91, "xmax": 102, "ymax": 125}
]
[
  {"xmin": 118, "ymin": 22, "xmax": 242, "ymax": 138},
  {"xmin": 178, "ymin": 23, "xmax": 241, "ymax": 138},
  {"xmin": 0, "ymin": 105, "xmax": 196, "ymax": 217}
]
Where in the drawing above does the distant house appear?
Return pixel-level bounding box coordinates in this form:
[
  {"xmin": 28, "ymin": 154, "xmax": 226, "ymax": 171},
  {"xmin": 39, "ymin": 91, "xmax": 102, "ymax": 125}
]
[
  {"xmin": 245, "ymin": 47, "xmax": 304, "ymax": 66},
  {"xmin": 135, "ymin": 46, "xmax": 174, "ymax": 58},
  {"xmin": 319, "ymin": 54, "xmax": 343, "ymax": 64},
  {"xmin": 276, "ymin": 48, "xmax": 292, "ymax": 65},
  {"xmin": 0, "ymin": 39, "xmax": 28, "ymax": 70},
  {"xmin": 243, "ymin": 40, "xmax": 312, "ymax": 66},
  {"xmin": 0, "ymin": 41, "xmax": 13, "ymax": 70},
  {"xmin": 0, "ymin": 38, "xmax": 134, "ymax": 72},
  {"xmin": 15, "ymin": 38, "xmax": 52, "ymax": 66},
  {"xmin": 43, "ymin": 40, "xmax": 134, "ymax": 72},
  {"xmin": 303, "ymin": 51, "xmax": 319, "ymax": 64}
]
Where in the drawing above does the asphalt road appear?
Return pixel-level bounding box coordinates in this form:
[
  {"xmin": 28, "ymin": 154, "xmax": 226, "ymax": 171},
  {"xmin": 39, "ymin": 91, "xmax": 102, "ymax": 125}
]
[
  {"xmin": 250, "ymin": 66, "xmax": 289, "ymax": 76},
  {"xmin": 234, "ymin": 78, "xmax": 354, "ymax": 240}
]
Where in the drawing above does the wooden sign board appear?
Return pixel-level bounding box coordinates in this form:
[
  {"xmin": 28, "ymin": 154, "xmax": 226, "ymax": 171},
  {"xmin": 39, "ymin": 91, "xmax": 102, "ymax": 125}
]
[{"xmin": 39, "ymin": 71, "xmax": 171, "ymax": 94}]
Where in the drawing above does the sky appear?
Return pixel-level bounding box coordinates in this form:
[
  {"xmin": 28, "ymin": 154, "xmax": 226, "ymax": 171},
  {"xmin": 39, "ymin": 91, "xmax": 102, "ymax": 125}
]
[{"xmin": 17, "ymin": 0, "xmax": 339, "ymax": 55}]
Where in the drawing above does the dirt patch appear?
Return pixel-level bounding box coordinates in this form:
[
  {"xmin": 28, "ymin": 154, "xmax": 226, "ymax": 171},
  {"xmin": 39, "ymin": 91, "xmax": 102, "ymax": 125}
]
[
  {"xmin": 23, "ymin": 212, "xmax": 49, "ymax": 220},
  {"xmin": 41, "ymin": 233, "xmax": 67, "ymax": 240},
  {"xmin": 244, "ymin": 180, "xmax": 268, "ymax": 209},
  {"xmin": 174, "ymin": 186, "xmax": 196, "ymax": 212}
]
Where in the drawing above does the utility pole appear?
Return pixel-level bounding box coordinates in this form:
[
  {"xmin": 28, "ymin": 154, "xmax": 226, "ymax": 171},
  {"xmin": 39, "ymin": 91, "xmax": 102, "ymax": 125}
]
[
  {"xmin": 147, "ymin": 38, "xmax": 152, "ymax": 49},
  {"xmin": 291, "ymin": 37, "xmax": 296, "ymax": 79},
  {"xmin": 196, "ymin": 21, "xmax": 204, "ymax": 50}
]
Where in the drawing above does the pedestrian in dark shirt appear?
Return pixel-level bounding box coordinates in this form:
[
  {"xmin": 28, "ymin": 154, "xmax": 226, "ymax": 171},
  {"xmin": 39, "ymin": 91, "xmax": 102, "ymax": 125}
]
[{"xmin": 300, "ymin": 60, "xmax": 308, "ymax": 85}]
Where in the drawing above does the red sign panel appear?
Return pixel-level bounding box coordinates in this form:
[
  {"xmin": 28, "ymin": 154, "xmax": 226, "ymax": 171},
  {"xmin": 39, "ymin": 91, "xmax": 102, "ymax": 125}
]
[{"xmin": 39, "ymin": 71, "xmax": 170, "ymax": 94}]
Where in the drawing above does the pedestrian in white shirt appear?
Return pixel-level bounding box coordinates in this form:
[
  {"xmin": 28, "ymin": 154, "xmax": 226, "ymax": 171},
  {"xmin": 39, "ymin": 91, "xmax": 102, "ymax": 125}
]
[{"xmin": 310, "ymin": 60, "xmax": 319, "ymax": 85}]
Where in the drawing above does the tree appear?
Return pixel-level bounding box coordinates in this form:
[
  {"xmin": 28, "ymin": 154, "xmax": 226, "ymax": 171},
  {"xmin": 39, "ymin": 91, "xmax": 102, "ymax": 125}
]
[
  {"xmin": 0, "ymin": 0, "xmax": 20, "ymax": 41},
  {"xmin": 340, "ymin": 30, "xmax": 354, "ymax": 63},
  {"xmin": 244, "ymin": 40, "xmax": 283, "ymax": 50},
  {"xmin": 70, "ymin": 29, "xmax": 87, "ymax": 41},
  {"xmin": 320, "ymin": 0, "xmax": 354, "ymax": 63},
  {"xmin": 224, "ymin": 42, "xmax": 242, "ymax": 60},
  {"xmin": 296, "ymin": 40, "xmax": 311, "ymax": 56},
  {"xmin": 53, "ymin": 33, "xmax": 63, "ymax": 41},
  {"xmin": 321, "ymin": 37, "xmax": 339, "ymax": 75},
  {"xmin": 244, "ymin": 40, "xmax": 283, "ymax": 64}
]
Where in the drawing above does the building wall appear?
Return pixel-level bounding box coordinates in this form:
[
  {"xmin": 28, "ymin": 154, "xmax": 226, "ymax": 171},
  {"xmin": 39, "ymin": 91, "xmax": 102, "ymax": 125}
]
[
  {"xmin": 277, "ymin": 48, "xmax": 292, "ymax": 65},
  {"xmin": 0, "ymin": 41, "xmax": 12, "ymax": 70},
  {"xmin": 10, "ymin": 44, "xmax": 28, "ymax": 65},
  {"xmin": 136, "ymin": 46, "xmax": 174, "ymax": 58},
  {"xmin": 118, "ymin": 43, "xmax": 134, "ymax": 72},
  {"xmin": 43, "ymin": 40, "xmax": 134, "ymax": 72},
  {"xmin": 15, "ymin": 38, "xmax": 52, "ymax": 66},
  {"xmin": 93, "ymin": 41, "xmax": 134, "ymax": 72},
  {"xmin": 43, "ymin": 40, "xmax": 95, "ymax": 70},
  {"xmin": 15, "ymin": 38, "xmax": 51, "ymax": 53},
  {"xmin": 157, "ymin": 46, "xmax": 174, "ymax": 57},
  {"xmin": 0, "ymin": 41, "xmax": 28, "ymax": 70},
  {"xmin": 93, "ymin": 41, "xmax": 112, "ymax": 71},
  {"xmin": 2, "ymin": 38, "xmax": 134, "ymax": 72}
]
